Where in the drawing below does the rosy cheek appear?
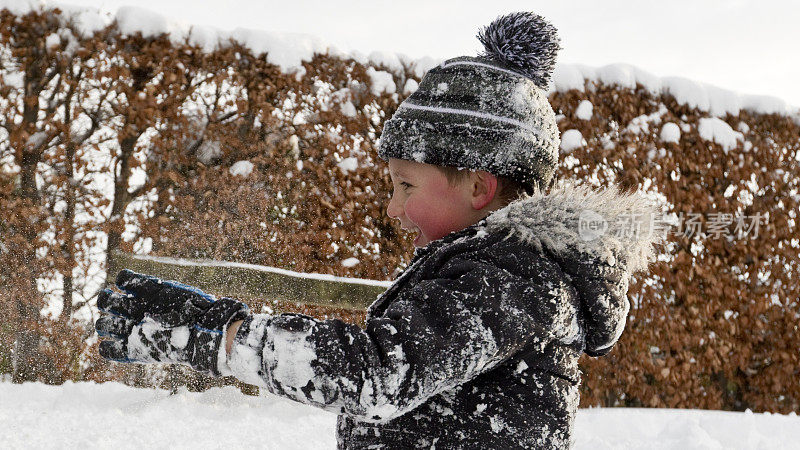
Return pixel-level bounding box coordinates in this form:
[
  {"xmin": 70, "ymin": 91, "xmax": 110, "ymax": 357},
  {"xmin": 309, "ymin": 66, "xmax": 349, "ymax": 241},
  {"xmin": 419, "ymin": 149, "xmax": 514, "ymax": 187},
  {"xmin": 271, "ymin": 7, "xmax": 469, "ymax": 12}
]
[
  {"xmin": 404, "ymin": 184, "xmax": 466, "ymax": 241},
  {"xmin": 407, "ymin": 203, "xmax": 449, "ymax": 236}
]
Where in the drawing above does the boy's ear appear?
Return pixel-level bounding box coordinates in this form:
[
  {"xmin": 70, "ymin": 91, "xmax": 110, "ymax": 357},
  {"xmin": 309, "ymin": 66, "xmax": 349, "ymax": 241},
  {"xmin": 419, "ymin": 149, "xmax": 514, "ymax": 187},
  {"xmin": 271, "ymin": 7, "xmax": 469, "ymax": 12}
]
[{"xmin": 470, "ymin": 171, "xmax": 498, "ymax": 210}]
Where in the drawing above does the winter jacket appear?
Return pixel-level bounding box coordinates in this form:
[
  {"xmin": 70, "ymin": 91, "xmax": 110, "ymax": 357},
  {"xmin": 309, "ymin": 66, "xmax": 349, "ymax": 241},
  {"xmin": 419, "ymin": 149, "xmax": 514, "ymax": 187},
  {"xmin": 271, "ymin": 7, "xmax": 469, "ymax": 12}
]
[{"xmin": 224, "ymin": 181, "xmax": 663, "ymax": 449}]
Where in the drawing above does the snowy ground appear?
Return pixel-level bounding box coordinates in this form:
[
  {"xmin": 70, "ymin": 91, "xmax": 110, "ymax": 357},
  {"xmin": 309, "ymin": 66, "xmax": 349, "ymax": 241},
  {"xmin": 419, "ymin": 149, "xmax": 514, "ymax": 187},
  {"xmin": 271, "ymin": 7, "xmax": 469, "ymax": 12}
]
[{"xmin": 1, "ymin": 382, "xmax": 798, "ymax": 449}]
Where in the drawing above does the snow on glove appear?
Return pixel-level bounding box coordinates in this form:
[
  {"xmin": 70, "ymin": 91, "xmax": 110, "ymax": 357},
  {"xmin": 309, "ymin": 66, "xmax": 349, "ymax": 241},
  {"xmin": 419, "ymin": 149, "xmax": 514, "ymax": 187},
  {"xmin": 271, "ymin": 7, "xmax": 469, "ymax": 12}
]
[{"xmin": 95, "ymin": 269, "xmax": 249, "ymax": 376}]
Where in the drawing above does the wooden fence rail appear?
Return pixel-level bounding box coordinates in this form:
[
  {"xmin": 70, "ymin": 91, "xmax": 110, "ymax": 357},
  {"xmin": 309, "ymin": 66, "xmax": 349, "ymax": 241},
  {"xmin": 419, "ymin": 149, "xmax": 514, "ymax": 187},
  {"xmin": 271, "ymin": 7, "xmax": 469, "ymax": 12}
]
[{"xmin": 108, "ymin": 251, "xmax": 390, "ymax": 311}]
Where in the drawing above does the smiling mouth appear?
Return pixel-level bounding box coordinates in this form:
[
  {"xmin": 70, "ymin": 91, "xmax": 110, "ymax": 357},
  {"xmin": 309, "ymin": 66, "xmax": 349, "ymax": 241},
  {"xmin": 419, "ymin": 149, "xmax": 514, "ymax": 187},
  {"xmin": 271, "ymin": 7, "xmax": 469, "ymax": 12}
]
[{"xmin": 400, "ymin": 224, "xmax": 419, "ymax": 233}]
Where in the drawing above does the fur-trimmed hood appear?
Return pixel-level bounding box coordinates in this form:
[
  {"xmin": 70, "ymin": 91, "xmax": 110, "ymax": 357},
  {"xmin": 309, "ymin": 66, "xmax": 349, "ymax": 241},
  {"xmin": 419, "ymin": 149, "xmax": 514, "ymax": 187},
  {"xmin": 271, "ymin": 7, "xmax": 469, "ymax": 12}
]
[
  {"xmin": 484, "ymin": 180, "xmax": 665, "ymax": 274},
  {"xmin": 481, "ymin": 180, "xmax": 666, "ymax": 355}
]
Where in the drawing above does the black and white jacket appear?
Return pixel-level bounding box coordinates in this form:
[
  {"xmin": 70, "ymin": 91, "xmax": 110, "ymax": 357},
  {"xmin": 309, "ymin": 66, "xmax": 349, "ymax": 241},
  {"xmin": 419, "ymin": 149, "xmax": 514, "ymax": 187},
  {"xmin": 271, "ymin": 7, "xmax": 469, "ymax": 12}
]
[{"xmin": 224, "ymin": 181, "xmax": 663, "ymax": 449}]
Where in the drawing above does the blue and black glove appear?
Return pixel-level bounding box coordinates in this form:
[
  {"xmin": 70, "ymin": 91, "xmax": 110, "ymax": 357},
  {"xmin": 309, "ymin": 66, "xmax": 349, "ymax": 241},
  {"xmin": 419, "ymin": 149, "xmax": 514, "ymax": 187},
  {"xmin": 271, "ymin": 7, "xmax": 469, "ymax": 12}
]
[{"xmin": 95, "ymin": 269, "xmax": 249, "ymax": 376}]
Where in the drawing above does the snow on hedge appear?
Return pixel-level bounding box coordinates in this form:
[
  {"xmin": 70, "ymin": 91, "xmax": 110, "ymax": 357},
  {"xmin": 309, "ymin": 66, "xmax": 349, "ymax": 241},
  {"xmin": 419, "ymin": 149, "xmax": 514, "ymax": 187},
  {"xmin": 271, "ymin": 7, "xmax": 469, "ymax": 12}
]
[
  {"xmin": 575, "ymin": 100, "xmax": 593, "ymax": 121},
  {"xmin": 1, "ymin": 381, "xmax": 798, "ymax": 449},
  {"xmin": 698, "ymin": 117, "xmax": 745, "ymax": 153},
  {"xmin": 552, "ymin": 63, "xmax": 799, "ymax": 118},
  {"xmin": 229, "ymin": 160, "xmax": 254, "ymax": 177},
  {"xmin": 1, "ymin": 1, "xmax": 797, "ymax": 119},
  {"xmin": 660, "ymin": 122, "xmax": 681, "ymax": 144},
  {"xmin": 560, "ymin": 129, "xmax": 585, "ymax": 153}
]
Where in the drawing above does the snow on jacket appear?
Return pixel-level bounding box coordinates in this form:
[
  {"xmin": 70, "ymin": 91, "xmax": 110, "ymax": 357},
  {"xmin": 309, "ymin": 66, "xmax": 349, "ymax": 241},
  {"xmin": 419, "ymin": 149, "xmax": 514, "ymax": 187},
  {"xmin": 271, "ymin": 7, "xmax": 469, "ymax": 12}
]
[{"xmin": 224, "ymin": 181, "xmax": 663, "ymax": 449}]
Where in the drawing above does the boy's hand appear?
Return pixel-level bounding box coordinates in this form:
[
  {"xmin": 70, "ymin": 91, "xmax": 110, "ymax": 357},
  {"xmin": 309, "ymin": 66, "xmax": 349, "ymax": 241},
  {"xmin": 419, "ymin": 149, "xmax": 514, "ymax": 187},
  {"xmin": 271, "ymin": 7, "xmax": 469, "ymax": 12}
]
[{"xmin": 94, "ymin": 269, "xmax": 249, "ymax": 376}]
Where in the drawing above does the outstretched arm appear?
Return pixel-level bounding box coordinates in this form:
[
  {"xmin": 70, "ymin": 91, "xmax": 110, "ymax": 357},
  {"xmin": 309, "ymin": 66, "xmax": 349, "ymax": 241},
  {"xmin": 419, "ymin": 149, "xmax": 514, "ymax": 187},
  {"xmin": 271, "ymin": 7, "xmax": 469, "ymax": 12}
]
[{"xmin": 221, "ymin": 253, "xmax": 568, "ymax": 422}]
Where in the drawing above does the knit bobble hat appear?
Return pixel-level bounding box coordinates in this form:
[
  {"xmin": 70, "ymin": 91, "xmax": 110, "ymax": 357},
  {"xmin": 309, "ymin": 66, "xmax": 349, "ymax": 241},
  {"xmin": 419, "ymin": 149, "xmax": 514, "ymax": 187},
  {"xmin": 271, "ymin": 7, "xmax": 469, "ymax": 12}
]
[{"xmin": 378, "ymin": 12, "xmax": 562, "ymax": 192}]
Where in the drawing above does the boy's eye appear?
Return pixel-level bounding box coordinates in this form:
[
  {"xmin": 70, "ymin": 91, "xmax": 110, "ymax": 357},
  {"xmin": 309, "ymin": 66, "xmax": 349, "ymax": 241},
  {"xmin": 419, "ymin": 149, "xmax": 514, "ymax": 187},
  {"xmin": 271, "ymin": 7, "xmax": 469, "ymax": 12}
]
[{"xmin": 400, "ymin": 182, "xmax": 412, "ymax": 189}]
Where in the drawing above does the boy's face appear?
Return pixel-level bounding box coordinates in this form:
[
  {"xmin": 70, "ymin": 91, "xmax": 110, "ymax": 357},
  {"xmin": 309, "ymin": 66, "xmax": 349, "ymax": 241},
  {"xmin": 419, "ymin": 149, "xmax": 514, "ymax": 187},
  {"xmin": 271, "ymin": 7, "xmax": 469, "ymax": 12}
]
[{"xmin": 387, "ymin": 158, "xmax": 479, "ymax": 248}]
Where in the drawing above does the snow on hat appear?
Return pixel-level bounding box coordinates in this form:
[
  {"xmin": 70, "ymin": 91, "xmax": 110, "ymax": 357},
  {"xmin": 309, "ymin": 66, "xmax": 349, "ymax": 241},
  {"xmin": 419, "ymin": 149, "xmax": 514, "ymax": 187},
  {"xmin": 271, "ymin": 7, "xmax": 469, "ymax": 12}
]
[{"xmin": 378, "ymin": 12, "xmax": 562, "ymax": 191}]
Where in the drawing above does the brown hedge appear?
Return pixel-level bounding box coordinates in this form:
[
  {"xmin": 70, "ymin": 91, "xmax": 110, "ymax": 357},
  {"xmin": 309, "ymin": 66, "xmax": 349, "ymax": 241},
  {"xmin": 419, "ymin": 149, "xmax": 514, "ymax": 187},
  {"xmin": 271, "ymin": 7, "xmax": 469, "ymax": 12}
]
[{"xmin": 1, "ymin": 6, "xmax": 798, "ymax": 413}]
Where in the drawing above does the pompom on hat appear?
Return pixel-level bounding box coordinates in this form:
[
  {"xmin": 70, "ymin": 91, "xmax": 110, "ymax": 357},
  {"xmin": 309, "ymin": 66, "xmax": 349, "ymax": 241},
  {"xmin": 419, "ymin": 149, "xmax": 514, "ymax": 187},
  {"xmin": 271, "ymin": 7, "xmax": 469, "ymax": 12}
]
[{"xmin": 378, "ymin": 12, "xmax": 562, "ymax": 192}]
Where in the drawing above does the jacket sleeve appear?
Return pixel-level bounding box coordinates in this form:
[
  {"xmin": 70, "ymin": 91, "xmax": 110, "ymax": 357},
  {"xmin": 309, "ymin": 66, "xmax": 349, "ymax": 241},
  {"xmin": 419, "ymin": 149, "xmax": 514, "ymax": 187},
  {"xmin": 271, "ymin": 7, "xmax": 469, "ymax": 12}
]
[{"xmin": 224, "ymin": 251, "xmax": 576, "ymax": 422}]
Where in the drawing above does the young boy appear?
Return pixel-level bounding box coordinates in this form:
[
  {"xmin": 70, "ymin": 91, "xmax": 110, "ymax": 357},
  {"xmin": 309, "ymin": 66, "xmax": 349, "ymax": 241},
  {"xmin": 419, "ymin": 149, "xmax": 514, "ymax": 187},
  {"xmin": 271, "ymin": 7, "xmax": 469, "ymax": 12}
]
[{"xmin": 95, "ymin": 12, "xmax": 662, "ymax": 449}]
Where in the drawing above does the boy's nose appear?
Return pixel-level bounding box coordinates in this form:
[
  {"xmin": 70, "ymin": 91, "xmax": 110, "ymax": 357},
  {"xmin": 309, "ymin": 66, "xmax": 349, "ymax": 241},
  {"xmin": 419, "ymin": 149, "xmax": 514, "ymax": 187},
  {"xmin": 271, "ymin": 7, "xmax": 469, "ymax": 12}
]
[{"xmin": 386, "ymin": 194, "xmax": 402, "ymax": 219}]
